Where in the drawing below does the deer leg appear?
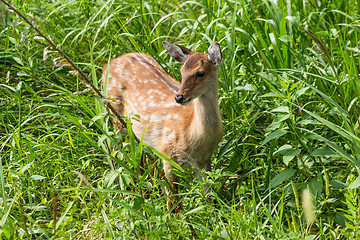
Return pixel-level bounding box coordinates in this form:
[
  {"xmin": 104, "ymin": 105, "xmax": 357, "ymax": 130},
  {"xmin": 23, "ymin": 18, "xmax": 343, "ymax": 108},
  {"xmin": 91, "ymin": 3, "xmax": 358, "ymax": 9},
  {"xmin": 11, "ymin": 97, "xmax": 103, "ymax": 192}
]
[
  {"xmin": 163, "ymin": 160, "xmax": 181, "ymax": 212},
  {"xmin": 199, "ymin": 159, "xmax": 212, "ymax": 195}
]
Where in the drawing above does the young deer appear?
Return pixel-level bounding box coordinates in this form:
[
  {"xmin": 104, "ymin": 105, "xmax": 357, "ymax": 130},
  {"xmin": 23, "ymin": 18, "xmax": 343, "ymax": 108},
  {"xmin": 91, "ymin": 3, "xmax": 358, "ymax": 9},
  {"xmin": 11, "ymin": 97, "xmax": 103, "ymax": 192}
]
[{"xmin": 103, "ymin": 41, "xmax": 223, "ymax": 195}]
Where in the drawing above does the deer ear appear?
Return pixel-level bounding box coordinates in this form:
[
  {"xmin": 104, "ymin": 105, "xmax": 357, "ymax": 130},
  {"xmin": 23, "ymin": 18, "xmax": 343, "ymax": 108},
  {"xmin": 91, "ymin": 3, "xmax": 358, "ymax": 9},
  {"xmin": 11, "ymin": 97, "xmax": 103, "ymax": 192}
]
[
  {"xmin": 162, "ymin": 41, "xmax": 192, "ymax": 63},
  {"xmin": 208, "ymin": 42, "xmax": 222, "ymax": 66}
]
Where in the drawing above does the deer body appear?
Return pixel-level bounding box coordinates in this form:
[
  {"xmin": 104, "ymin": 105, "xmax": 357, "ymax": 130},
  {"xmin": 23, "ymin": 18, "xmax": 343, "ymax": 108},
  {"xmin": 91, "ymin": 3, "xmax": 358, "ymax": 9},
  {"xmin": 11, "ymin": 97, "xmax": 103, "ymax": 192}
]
[{"xmin": 104, "ymin": 42, "xmax": 223, "ymax": 189}]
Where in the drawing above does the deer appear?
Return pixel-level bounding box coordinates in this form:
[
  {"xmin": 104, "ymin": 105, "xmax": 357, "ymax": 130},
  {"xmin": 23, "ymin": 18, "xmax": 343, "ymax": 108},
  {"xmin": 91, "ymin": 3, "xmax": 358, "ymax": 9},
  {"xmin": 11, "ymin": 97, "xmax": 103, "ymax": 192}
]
[{"xmin": 102, "ymin": 41, "xmax": 223, "ymax": 204}]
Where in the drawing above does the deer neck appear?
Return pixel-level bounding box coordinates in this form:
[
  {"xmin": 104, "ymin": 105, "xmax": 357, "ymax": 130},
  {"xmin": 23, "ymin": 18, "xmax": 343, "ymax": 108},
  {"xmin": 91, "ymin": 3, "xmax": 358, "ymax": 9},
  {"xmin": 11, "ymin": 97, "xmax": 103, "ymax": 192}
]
[{"xmin": 189, "ymin": 87, "xmax": 222, "ymax": 141}]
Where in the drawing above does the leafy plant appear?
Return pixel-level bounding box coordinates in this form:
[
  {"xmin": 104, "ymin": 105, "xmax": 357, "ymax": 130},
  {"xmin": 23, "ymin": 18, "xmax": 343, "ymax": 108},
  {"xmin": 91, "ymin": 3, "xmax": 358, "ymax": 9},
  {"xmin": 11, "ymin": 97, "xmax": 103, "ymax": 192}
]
[{"xmin": 1, "ymin": 0, "xmax": 359, "ymax": 238}]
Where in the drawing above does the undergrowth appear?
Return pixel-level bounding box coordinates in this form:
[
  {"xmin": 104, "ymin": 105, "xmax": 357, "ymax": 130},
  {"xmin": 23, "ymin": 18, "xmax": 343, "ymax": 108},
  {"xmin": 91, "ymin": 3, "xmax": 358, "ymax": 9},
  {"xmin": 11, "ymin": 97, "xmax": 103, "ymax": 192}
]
[{"xmin": 1, "ymin": 0, "xmax": 360, "ymax": 239}]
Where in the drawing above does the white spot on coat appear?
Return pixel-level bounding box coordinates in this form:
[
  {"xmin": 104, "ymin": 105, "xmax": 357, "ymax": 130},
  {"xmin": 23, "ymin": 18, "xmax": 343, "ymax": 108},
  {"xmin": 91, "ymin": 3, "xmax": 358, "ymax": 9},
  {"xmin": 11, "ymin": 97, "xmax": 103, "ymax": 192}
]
[
  {"xmin": 150, "ymin": 114, "xmax": 163, "ymax": 123},
  {"xmin": 167, "ymin": 132, "xmax": 175, "ymax": 141}
]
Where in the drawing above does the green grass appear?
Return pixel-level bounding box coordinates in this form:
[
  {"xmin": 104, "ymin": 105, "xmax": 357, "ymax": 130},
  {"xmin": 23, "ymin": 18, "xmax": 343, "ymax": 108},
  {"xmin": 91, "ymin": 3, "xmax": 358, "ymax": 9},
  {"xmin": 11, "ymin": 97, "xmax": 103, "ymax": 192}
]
[{"xmin": 1, "ymin": 0, "xmax": 360, "ymax": 238}]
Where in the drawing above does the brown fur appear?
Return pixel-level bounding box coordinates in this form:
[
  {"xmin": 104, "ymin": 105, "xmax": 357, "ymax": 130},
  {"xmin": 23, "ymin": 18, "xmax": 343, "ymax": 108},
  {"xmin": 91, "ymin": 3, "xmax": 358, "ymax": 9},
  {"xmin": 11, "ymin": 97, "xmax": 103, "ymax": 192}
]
[{"xmin": 103, "ymin": 45, "xmax": 223, "ymax": 196}]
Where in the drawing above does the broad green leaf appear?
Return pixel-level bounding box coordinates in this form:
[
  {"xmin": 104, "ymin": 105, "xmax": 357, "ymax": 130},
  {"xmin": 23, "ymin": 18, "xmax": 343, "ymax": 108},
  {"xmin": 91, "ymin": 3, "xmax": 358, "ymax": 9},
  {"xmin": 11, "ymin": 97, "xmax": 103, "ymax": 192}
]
[
  {"xmin": 149, "ymin": 146, "xmax": 183, "ymax": 172},
  {"xmin": 17, "ymin": 70, "xmax": 29, "ymax": 76},
  {"xmin": 233, "ymin": 84, "xmax": 256, "ymax": 91},
  {"xmin": 89, "ymin": 112, "xmax": 107, "ymax": 127},
  {"xmin": 271, "ymin": 106, "xmax": 289, "ymax": 113},
  {"xmin": 270, "ymin": 168, "xmax": 297, "ymax": 188},
  {"xmin": 347, "ymin": 175, "xmax": 360, "ymax": 189},
  {"xmin": 8, "ymin": 36, "xmax": 17, "ymax": 45},
  {"xmin": 335, "ymin": 212, "xmax": 347, "ymax": 228},
  {"xmin": 21, "ymin": 161, "xmax": 34, "ymax": 174},
  {"xmin": 274, "ymin": 144, "xmax": 293, "ymax": 155},
  {"xmin": 329, "ymin": 180, "xmax": 347, "ymax": 189},
  {"xmin": 283, "ymin": 150, "xmax": 301, "ymax": 165},
  {"xmin": 285, "ymin": 16, "xmax": 300, "ymax": 25},
  {"xmin": 261, "ymin": 91, "xmax": 286, "ymax": 98},
  {"xmin": 311, "ymin": 147, "xmax": 337, "ymax": 157},
  {"xmin": 307, "ymin": 131, "xmax": 360, "ymax": 168},
  {"xmin": 266, "ymin": 114, "xmax": 290, "ymax": 132},
  {"xmin": 292, "ymin": 86, "xmax": 310, "ymax": 100},
  {"xmin": 262, "ymin": 129, "xmax": 287, "ymax": 146},
  {"xmin": 279, "ymin": 35, "xmax": 292, "ymax": 42},
  {"xmin": 184, "ymin": 205, "xmax": 207, "ymax": 215},
  {"xmin": 29, "ymin": 175, "xmax": 46, "ymax": 180},
  {"xmin": 104, "ymin": 170, "xmax": 120, "ymax": 188},
  {"xmin": 298, "ymin": 119, "xmax": 321, "ymax": 125},
  {"xmin": 273, "ymin": 144, "xmax": 300, "ymax": 165},
  {"xmin": 13, "ymin": 57, "xmax": 23, "ymax": 66},
  {"xmin": 273, "ymin": 113, "xmax": 290, "ymax": 123},
  {"xmin": 307, "ymin": 181, "xmax": 323, "ymax": 197}
]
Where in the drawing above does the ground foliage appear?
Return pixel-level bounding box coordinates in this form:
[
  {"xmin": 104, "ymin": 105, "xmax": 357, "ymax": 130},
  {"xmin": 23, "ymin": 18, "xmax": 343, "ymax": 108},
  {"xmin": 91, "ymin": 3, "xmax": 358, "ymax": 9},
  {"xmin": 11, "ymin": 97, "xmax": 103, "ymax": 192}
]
[{"xmin": 1, "ymin": 0, "xmax": 360, "ymax": 239}]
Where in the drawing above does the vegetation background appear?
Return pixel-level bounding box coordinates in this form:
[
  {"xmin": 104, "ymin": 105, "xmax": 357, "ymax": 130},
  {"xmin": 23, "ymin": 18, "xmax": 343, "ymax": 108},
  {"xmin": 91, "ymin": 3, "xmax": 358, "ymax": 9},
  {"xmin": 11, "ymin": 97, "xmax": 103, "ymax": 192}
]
[{"xmin": 1, "ymin": 0, "xmax": 360, "ymax": 239}]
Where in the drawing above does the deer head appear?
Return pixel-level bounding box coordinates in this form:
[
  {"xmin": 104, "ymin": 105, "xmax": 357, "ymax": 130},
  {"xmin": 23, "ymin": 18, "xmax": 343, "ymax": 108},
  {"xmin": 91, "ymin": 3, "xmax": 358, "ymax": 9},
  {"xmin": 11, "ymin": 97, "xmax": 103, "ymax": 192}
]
[{"xmin": 162, "ymin": 41, "xmax": 222, "ymax": 105}]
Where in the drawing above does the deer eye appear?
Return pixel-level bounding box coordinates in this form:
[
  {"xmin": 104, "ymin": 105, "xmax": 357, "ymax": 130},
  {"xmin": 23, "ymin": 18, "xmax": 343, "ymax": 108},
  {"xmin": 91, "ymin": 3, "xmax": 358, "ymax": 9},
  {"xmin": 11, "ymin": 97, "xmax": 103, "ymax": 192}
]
[{"xmin": 196, "ymin": 71, "xmax": 205, "ymax": 78}]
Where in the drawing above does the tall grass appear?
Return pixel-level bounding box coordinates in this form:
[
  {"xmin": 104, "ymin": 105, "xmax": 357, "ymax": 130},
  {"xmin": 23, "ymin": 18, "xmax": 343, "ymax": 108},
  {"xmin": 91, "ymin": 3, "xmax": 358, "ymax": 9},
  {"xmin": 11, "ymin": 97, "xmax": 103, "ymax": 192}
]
[{"xmin": 1, "ymin": 0, "xmax": 360, "ymax": 238}]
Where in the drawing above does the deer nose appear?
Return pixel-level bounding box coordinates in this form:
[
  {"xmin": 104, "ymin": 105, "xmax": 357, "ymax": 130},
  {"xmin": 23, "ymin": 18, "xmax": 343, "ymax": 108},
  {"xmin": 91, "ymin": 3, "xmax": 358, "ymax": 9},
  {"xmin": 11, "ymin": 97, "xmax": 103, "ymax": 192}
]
[{"xmin": 175, "ymin": 94, "xmax": 184, "ymax": 103}]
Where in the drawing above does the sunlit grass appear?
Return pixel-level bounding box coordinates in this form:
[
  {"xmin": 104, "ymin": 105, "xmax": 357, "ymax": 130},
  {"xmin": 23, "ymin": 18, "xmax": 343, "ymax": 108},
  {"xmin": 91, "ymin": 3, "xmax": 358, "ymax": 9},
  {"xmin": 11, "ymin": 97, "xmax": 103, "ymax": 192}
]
[{"xmin": 1, "ymin": 0, "xmax": 360, "ymax": 238}]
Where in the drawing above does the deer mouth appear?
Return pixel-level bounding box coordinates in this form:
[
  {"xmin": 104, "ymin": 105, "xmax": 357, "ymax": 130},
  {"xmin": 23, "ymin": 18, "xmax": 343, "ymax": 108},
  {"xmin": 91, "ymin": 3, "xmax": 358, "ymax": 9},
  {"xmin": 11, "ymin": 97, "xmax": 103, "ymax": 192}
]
[
  {"xmin": 176, "ymin": 97, "xmax": 192, "ymax": 105},
  {"xmin": 175, "ymin": 94, "xmax": 192, "ymax": 105},
  {"xmin": 182, "ymin": 97, "xmax": 192, "ymax": 105},
  {"xmin": 177, "ymin": 97, "xmax": 192, "ymax": 106}
]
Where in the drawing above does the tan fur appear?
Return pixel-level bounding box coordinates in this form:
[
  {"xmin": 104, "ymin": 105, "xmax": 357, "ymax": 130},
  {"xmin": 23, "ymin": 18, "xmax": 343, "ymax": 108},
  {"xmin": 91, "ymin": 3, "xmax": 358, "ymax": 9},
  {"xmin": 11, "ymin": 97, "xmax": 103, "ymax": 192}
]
[{"xmin": 103, "ymin": 47, "xmax": 223, "ymax": 188}]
